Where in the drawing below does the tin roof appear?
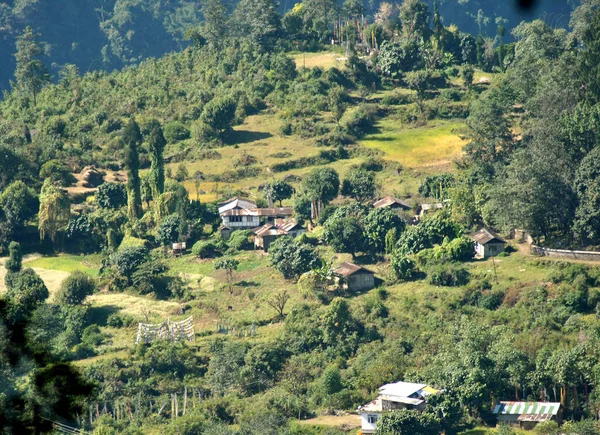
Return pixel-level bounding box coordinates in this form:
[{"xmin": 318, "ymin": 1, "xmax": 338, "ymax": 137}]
[
  {"xmin": 253, "ymin": 224, "xmax": 289, "ymax": 237},
  {"xmin": 357, "ymin": 398, "xmax": 383, "ymax": 413},
  {"xmin": 373, "ymin": 196, "xmax": 411, "ymax": 210},
  {"xmin": 333, "ymin": 262, "xmax": 374, "ymax": 277},
  {"xmin": 279, "ymin": 220, "xmax": 303, "ymax": 232},
  {"xmin": 471, "ymin": 228, "xmax": 505, "ymax": 245},
  {"xmin": 222, "ymin": 208, "xmax": 259, "ymax": 216},
  {"xmin": 379, "ymin": 381, "xmax": 427, "ymax": 398},
  {"xmin": 493, "ymin": 402, "xmax": 560, "ymax": 417},
  {"xmin": 218, "ymin": 197, "xmax": 257, "ymax": 214},
  {"xmin": 255, "ymin": 207, "xmax": 293, "ymax": 217}
]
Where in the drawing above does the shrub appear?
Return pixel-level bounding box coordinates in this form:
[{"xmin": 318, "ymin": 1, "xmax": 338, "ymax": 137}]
[
  {"xmin": 341, "ymin": 104, "xmax": 379, "ymax": 138},
  {"xmin": 192, "ymin": 240, "xmax": 219, "ymax": 258},
  {"xmin": 428, "ymin": 264, "xmax": 470, "ymax": 287},
  {"xmin": 391, "ymin": 254, "xmax": 417, "ymax": 281},
  {"xmin": 39, "ymin": 160, "xmax": 77, "ymax": 186},
  {"xmin": 96, "ymin": 182, "xmax": 127, "ymax": 209},
  {"xmin": 55, "ymin": 271, "xmax": 96, "ymax": 305},
  {"xmin": 163, "ymin": 121, "xmax": 190, "ymax": 143},
  {"xmin": 110, "ymin": 246, "xmax": 148, "ymax": 282},
  {"xmin": 227, "ymin": 230, "xmax": 253, "ymax": 252},
  {"xmin": 107, "ymin": 313, "xmax": 135, "ymax": 328}
]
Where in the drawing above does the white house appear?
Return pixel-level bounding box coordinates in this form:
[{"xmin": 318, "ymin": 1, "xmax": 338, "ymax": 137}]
[
  {"xmin": 357, "ymin": 381, "xmax": 440, "ymax": 434},
  {"xmin": 220, "ymin": 208, "xmax": 260, "ymax": 229}
]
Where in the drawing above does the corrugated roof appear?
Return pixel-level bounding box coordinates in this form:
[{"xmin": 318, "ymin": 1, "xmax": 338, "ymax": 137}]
[
  {"xmin": 218, "ymin": 197, "xmax": 257, "ymax": 214},
  {"xmin": 493, "ymin": 402, "xmax": 560, "ymax": 416},
  {"xmin": 253, "ymin": 224, "xmax": 288, "ymax": 237},
  {"xmin": 222, "ymin": 209, "xmax": 259, "ymax": 216},
  {"xmin": 373, "ymin": 196, "xmax": 411, "ymax": 210},
  {"xmin": 420, "ymin": 203, "xmax": 444, "ymax": 211},
  {"xmin": 333, "ymin": 262, "xmax": 374, "ymax": 277},
  {"xmin": 471, "ymin": 228, "xmax": 505, "ymax": 245},
  {"xmin": 357, "ymin": 398, "xmax": 383, "ymax": 413},
  {"xmin": 379, "ymin": 381, "xmax": 427, "ymax": 398},
  {"xmin": 255, "ymin": 207, "xmax": 293, "ymax": 217},
  {"xmin": 280, "ymin": 220, "xmax": 303, "ymax": 232}
]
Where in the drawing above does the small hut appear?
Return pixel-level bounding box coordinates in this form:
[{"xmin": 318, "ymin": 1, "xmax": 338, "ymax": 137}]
[
  {"xmin": 172, "ymin": 242, "xmax": 187, "ymax": 257},
  {"xmin": 333, "ymin": 262, "xmax": 375, "ymax": 292},
  {"xmin": 471, "ymin": 228, "xmax": 505, "ymax": 259}
]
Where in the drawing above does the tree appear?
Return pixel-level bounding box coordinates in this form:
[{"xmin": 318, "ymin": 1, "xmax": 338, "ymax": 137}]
[
  {"xmin": 175, "ymin": 163, "xmax": 189, "ymax": 182},
  {"xmin": 6, "ymin": 268, "xmax": 49, "ymax": 323},
  {"xmin": 328, "ymin": 86, "xmax": 347, "ymax": 125},
  {"xmin": 96, "ymin": 182, "xmax": 127, "ymax": 209},
  {"xmin": 199, "ymin": 96, "xmax": 237, "ymax": 139},
  {"xmin": 404, "ymin": 70, "xmax": 432, "ymax": 113},
  {"xmin": 55, "ymin": 271, "xmax": 96, "ymax": 305},
  {"xmin": 14, "ymin": 26, "xmax": 50, "ymax": 107},
  {"xmin": 341, "ymin": 169, "xmax": 376, "ymax": 202},
  {"xmin": 574, "ymin": 147, "xmax": 600, "ymax": 243},
  {"xmin": 320, "ymin": 366, "xmax": 343, "ymax": 412},
  {"xmin": 266, "ymin": 290, "xmax": 290, "ymax": 320},
  {"xmin": 157, "ymin": 214, "xmax": 180, "ymax": 247},
  {"xmin": 323, "ymin": 216, "xmax": 366, "ymax": 258},
  {"xmin": 433, "ymin": 0, "xmax": 442, "ymax": 47},
  {"xmin": 39, "ymin": 160, "xmax": 77, "ymax": 187},
  {"xmin": 376, "ymin": 409, "xmax": 441, "ymax": 435},
  {"xmin": 364, "ymin": 207, "xmax": 405, "ymax": 254},
  {"xmin": 378, "ymin": 39, "xmax": 422, "ymax": 78},
  {"xmin": 399, "ymin": 0, "xmax": 430, "ymax": 41},
  {"xmin": 122, "ymin": 118, "xmax": 143, "ymax": 220},
  {"xmin": 147, "ymin": 125, "xmax": 166, "ymax": 200},
  {"xmin": 233, "ymin": 0, "xmax": 282, "ymax": 49},
  {"xmin": 193, "ymin": 171, "xmax": 205, "ymax": 201},
  {"xmin": 0, "ymin": 180, "xmax": 38, "ymax": 251},
  {"xmin": 110, "ymin": 246, "xmax": 149, "ymax": 286},
  {"xmin": 269, "ymin": 237, "xmax": 320, "ymax": 280},
  {"xmin": 301, "ymin": 0, "xmax": 337, "ymax": 42},
  {"xmin": 38, "ymin": 179, "xmax": 71, "ymax": 249},
  {"xmin": 266, "ymin": 180, "xmax": 294, "ymax": 206},
  {"xmin": 302, "ymin": 167, "xmax": 340, "ymax": 206},
  {"xmin": 5, "ymin": 242, "xmax": 22, "ymax": 275},
  {"xmin": 201, "ymin": 0, "xmax": 229, "ymax": 49},
  {"xmin": 215, "ymin": 257, "xmax": 239, "ymax": 294},
  {"xmin": 460, "ymin": 64, "xmax": 475, "ymax": 90}
]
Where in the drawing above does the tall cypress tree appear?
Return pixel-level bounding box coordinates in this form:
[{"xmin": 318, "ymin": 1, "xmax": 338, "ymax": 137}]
[
  {"xmin": 433, "ymin": 0, "xmax": 442, "ymax": 48},
  {"xmin": 147, "ymin": 124, "xmax": 166, "ymax": 200},
  {"xmin": 122, "ymin": 119, "xmax": 143, "ymax": 220}
]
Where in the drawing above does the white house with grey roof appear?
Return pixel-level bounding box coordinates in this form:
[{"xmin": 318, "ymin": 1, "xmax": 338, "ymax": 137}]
[
  {"xmin": 493, "ymin": 401, "xmax": 561, "ymax": 430},
  {"xmin": 357, "ymin": 381, "xmax": 440, "ymax": 434}
]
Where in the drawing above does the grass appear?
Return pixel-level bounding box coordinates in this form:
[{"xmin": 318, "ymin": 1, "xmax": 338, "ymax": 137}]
[
  {"xmin": 361, "ymin": 118, "xmax": 467, "ymax": 169},
  {"xmin": 291, "ymin": 51, "xmax": 343, "ymax": 70},
  {"xmin": 26, "ymin": 253, "xmax": 102, "ymax": 276}
]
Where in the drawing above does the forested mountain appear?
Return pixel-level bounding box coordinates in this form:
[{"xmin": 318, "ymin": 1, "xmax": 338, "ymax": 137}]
[{"xmin": 0, "ymin": 0, "xmax": 577, "ymax": 90}]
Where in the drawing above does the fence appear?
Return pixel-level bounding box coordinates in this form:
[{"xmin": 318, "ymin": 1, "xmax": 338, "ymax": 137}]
[{"xmin": 531, "ymin": 245, "xmax": 600, "ymax": 262}]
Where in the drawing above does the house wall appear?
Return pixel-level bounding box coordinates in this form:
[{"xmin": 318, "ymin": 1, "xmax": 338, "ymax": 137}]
[
  {"xmin": 360, "ymin": 413, "xmax": 380, "ymax": 434},
  {"xmin": 221, "ymin": 216, "xmax": 260, "ymax": 228},
  {"xmin": 475, "ymin": 243, "xmax": 504, "ymax": 259},
  {"xmin": 348, "ymin": 273, "xmax": 375, "ymax": 291}
]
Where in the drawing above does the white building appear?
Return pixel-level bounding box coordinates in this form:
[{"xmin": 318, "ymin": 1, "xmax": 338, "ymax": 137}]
[{"xmin": 357, "ymin": 381, "xmax": 439, "ymax": 434}]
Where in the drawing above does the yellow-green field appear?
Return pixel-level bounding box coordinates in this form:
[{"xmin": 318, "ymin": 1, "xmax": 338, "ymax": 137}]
[
  {"xmin": 292, "ymin": 51, "xmax": 343, "ymax": 70},
  {"xmin": 361, "ymin": 119, "xmax": 466, "ymax": 168}
]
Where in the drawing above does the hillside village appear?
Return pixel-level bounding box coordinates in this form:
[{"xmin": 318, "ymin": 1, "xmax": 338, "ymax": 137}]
[{"xmin": 3, "ymin": 0, "xmax": 600, "ymax": 434}]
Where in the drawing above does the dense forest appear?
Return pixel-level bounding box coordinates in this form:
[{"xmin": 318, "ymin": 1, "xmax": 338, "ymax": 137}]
[
  {"xmin": 4, "ymin": 0, "xmax": 600, "ymax": 434},
  {"xmin": 0, "ymin": 0, "xmax": 576, "ymax": 90}
]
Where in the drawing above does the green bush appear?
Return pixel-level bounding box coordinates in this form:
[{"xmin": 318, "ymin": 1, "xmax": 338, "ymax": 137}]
[
  {"xmin": 192, "ymin": 240, "xmax": 220, "ymax": 258},
  {"xmin": 107, "ymin": 313, "xmax": 135, "ymax": 328},
  {"xmin": 341, "ymin": 104, "xmax": 379, "ymax": 138},
  {"xmin": 227, "ymin": 230, "xmax": 253, "ymax": 252},
  {"xmin": 428, "ymin": 263, "xmax": 470, "ymax": 287},
  {"xmin": 163, "ymin": 121, "xmax": 190, "ymax": 143}
]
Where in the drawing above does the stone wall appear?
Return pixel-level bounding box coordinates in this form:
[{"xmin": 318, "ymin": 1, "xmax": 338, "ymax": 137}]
[{"xmin": 531, "ymin": 246, "xmax": 600, "ymax": 262}]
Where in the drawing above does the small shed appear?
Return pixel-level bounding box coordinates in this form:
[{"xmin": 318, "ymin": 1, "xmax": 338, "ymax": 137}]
[
  {"xmin": 373, "ymin": 196, "xmax": 411, "ymax": 212},
  {"xmin": 416, "ymin": 202, "xmax": 444, "ymax": 219},
  {"xmin": 493, "ymin": 402, "xmax": 561, "ymax": 430},
  {"xmin": 279, "ymin": 220, "xmax": 306, "ymax": 238},
  {"xmin": 172, "ymin": 242, "xmax": 187, "ymax": 257},
  {"xmin": 219, "ymin": 225, "xmax": 232, "ymax": 240},
  {"xmin": 333, "ymin": 262, "xmax": 375, "ymax": 292},
  {"xmin": 471, "ymin": 228, "xmax": 506, "ymax": 259}
]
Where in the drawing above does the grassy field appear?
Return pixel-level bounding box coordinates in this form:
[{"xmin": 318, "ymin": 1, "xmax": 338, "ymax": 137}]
[
  {"xmin": 292, "ymin": 51, "xmax": 344, "ymax": 70},
  {"xmin": 361, "ymin": 119, "xmax": 466, "ymax": 169}
]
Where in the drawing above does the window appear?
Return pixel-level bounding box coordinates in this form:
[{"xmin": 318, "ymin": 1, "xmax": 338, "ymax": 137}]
[
  {"xmin": 229, "ymin": 216, "xmax": 242, "ymax": 223},
  {"xmin": 367, "ymin": 415, "xmax": 378, "ymax": 424}
]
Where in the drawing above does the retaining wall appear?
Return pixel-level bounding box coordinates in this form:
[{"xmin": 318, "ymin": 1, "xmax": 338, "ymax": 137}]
[{"xmin": 531, "ymin": 246, "xmax": 600, "ymax": 262}]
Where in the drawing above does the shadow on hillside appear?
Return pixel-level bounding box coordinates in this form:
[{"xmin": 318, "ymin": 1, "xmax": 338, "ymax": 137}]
[
  {"xmin": 88, "ymin": 304, "xmax": 121, "ymax": 326},
  {"xmin": 226, "ymin": 130, "xmax": 272, "ymax": 145}
]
